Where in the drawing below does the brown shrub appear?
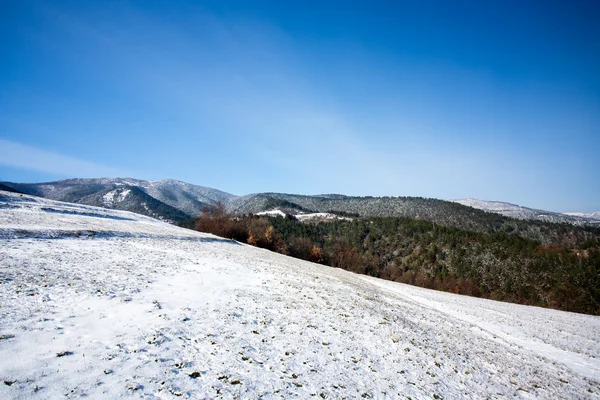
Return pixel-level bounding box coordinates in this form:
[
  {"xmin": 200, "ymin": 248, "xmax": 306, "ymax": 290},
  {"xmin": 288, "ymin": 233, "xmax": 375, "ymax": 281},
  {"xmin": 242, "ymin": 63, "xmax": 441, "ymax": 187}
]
[{"xmin": 310, "ymin": 245, "xmax": 323, "ymax": 263}]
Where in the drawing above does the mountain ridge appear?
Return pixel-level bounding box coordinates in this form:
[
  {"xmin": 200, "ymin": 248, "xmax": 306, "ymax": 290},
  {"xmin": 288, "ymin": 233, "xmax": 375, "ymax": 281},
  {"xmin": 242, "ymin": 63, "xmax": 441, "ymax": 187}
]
[
  {"xmin": 1, "ymin": 178, "xmax": 234, "ymax": 222},
  {"xmin": 564, "ymin": 211, "xmax": 600, "ymax": 220},
  {"xmin": 453, "ymin": 198, "xmax": 600, "ymax": 226},
  {"xmin": 2, "ymin": 178, "xmax": 599, "ymax": 230}
]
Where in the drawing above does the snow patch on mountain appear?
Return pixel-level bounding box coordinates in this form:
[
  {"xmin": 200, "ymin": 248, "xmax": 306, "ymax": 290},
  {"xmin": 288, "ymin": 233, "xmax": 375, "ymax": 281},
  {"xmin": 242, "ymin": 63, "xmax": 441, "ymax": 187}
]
[
  {"xmin": 454, "ymin": 198, "xmax": 526, "ymax": 213},
  {"xmin": 256, "ymin": 209, "xmax": 353, "ymax": 222},
  {"xmin": 295, "ymin": 212, "xmax": 352, "ymax": 222},
  {"xmin": 256, "ymin": 209, "xmax": 287, "ymax": 218},
  {"xmin": 102, "ymin": 188, "xmax": 131, "ymax": 207}
]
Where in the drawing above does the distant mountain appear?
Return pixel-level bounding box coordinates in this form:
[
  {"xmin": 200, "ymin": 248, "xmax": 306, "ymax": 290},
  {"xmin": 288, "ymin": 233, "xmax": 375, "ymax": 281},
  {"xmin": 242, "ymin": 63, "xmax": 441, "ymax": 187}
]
[
  {"xmin": 0, "ymin": 178, "xmax": 232, "ymax": 222},
  {"xmin": 564, "ymin": 211, "xmax": 600, "ymax": 220},
  {"xmin": 452, "ymin": 198, "xmax": 600, "ymax": 227},
  {"xmin": 129, "ymin": 178, "xmax": 235, "ymax": 217}
]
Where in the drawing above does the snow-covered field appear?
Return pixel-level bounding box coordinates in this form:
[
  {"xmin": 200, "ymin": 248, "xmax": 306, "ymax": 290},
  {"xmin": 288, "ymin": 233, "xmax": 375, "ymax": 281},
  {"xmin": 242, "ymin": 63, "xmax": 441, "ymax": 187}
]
[
  {"xmin": 256, "ymin": 210, "xmax": 288, "ymax": 218},
  {"xmin": 1, "ymin": 191, "xmax": 599, "ymax": 399},
  {"xmin": 294, "ymin": 213, "xmax": 352, "ymax": 223},
  {"xmin": 256, "ymin": 209, "xmax": 352, "ymax": 223}
]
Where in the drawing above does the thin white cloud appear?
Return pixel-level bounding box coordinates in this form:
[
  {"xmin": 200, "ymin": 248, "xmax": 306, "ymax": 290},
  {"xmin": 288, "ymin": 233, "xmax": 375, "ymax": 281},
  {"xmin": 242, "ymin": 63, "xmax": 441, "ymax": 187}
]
[{"xmin": 0, "ymin": 139, "xmax": 126, "ymax": 178}]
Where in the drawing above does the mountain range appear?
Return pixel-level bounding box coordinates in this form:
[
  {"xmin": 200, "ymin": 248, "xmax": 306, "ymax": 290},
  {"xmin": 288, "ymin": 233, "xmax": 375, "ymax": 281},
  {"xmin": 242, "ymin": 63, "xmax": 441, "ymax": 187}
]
[
  {"xmin": 2, "ymin": 178, "xmax": 599, "ymax": 230},
  {"xmin": 453, "ymin": 198, "xmax": 600, "ymax": 225}
]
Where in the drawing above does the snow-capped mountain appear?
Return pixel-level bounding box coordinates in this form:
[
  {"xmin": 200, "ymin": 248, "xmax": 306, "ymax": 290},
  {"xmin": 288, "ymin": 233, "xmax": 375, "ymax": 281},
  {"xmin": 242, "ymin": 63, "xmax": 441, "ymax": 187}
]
[
  {"xmin": 453, "ymin": 198, "xmax": 600, "ymax": 226},
  {"xmin": 1, "ymin": 191, "xmax": 598, "ymax": 398},
  {"xmin": 78, "ymin": 185, "xmax": 189, "ymax": 221},
  {"xmin": 564, "ymin": 211, "xmax": 600, "ymax": 220},
  {"xmin": 0, "ymin": 178, "xmax": 235, "ymax": 222},
  {"xmin": 133, "ymin": 178, "xmax": 236, "ymax": 217}
]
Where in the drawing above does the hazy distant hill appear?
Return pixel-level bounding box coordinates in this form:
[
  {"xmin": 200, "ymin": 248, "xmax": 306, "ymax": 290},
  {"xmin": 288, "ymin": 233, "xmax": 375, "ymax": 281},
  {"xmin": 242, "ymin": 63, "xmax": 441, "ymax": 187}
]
[
  {"xmin": 453, "ymin": 198, "xmax": 599, "ymax": 226},
  {"xmin": 564, "ymin": 211, "xmax": 600, "ymax": 220}
]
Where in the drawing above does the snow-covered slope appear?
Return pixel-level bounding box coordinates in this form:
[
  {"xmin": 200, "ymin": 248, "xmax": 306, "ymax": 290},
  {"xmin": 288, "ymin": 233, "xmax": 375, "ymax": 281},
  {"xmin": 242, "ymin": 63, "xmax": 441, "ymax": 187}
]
[
  {"xmin": 1, "ymin": 191, "xmax": 599, "ymax": 399},
  {"xmin": 1, "ymin": 178, "xmax": 237, "ymax": 220},
  {"xmin": 137, "ymin": 179, "xmax": 236, "ymax": 217},
  {"xmin": 454, "ymin": 198, "xmax": 600, "ymax": 226},
  {"xmin": 564, "ymin": 211, "xmax": 600, "ymax": 221}
]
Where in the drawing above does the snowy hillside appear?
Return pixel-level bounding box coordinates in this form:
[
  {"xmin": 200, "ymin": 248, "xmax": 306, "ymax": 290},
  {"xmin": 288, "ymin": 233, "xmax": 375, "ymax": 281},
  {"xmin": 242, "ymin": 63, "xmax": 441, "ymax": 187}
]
[
  {"xmin": 454, "ymin": 198, "xmax": 600, "ymax": 226},
  {"xmin": 137, "ymin": 179, "xmax": 236, "ymax": 217},
  {"xmin": 565, "ymin": 212, "xmax": 600, "ymax": 221},
  {"xmin": 1, "ymin": 191, "xmax": 599, "ymax": 399},
  {"xmin": 1, "ymin": 178, "xmax": 236, "ymax": 220}
]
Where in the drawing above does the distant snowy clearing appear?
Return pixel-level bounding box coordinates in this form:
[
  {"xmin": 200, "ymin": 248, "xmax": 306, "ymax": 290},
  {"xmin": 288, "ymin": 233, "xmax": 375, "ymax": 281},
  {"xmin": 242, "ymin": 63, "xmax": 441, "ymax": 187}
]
[
  {"xmin": 256, "ymin": 209, "xmax": 352, "ymax": 222},
  {"xmin": 1, "ymin": 191, "xmax": 599, "ymax": 399},
  {"xmin": 256, "ymin": 209, "xmax": 288, "ymax": 218},
  {"xmin": 294, "ymin": 212, "xmax": 352, "ymax": 222}
]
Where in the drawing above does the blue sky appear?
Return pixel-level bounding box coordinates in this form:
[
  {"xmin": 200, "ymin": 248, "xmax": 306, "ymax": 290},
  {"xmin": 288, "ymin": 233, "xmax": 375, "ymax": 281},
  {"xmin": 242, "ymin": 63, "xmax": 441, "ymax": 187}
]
[{"xmin": 1, "ymin": 0, "xmax": 599, "ymax": 212}]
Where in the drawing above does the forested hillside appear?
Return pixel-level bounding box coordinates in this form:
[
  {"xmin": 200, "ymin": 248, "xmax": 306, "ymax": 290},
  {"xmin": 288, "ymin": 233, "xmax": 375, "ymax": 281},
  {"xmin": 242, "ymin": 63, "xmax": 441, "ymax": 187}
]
[
  {"xmin": 185, "ymin": 204, "xmax": 600, "ymax": 315},
  {"xmin": 231, "ymin": 193, "xmax": 600, "ymax": 245}
]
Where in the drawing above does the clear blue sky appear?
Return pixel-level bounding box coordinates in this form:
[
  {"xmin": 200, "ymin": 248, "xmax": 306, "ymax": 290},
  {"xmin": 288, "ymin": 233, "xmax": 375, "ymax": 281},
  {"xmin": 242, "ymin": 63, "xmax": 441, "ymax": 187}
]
[{"xmin": 1, "ymin": 0, "xmax": 599, "ymax": 212}]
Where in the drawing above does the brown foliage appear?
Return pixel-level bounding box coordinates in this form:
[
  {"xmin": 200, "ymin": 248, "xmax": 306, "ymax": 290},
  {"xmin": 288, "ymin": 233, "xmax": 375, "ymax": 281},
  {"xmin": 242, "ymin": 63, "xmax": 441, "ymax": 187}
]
[
  {"xmin": 327, "ymin": 242, "xmax": 363, "ymax": 272},
  {"xmin": 247, "ymin": 232, "xmax": 259, "ymax": 246},
  {"xmin": 194, "ymin": 201, "xmax": 248, "ymax": 241},
  {"xmin": 310, "ymin": 245, "xmax": 323, "ymax": 263},
  {"xmin": 195, "ymin": 201, "xmax": 231, "ymax": 237},
  {"xmin": 247, "ymin": 218, "xmax": 284, "ymax": 252}
]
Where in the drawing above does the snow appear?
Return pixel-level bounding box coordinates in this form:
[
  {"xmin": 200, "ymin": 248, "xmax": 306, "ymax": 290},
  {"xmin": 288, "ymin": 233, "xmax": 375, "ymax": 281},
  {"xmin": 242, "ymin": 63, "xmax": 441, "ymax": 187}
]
[
  {"xmin": 1, "ymin": 191, "xmax": 599, "ymax": 399},
  {"xmin": 102, "ymin": 189, "xmax": 131, "ymax": 207},
  {"xmin": 256, "ymin": 209, "xmax": 287, "ymax": 218},
  {"xmin": 565, "ymin": 212, "xmax": 600, "ymax": 221},
  {"xmin": 102, "ymin": 190, "xmax": 116, "ymax": 207},
  {"xmin": 255, "ymin": 210, "xmax": 352, "ymax": 222},
  {"xmin": 294, "ymin": 212, "xmax": 352, "ymax": 222},
  {"xmin": 119, "ymin": 189, "xmax": 131, "ymax": 201},
  {"xmin": 454, "ymin": 199, "xmax": 600, "ymax": 227},
  {"xmin": 454, "ymin": 198, "xmax": 525, "ymax": 213}
]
